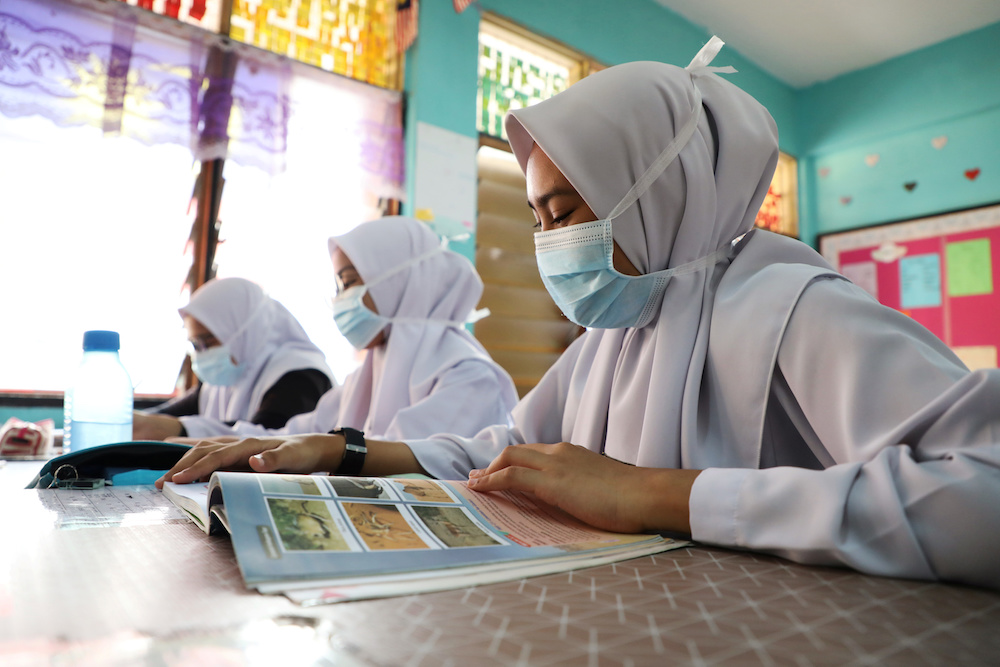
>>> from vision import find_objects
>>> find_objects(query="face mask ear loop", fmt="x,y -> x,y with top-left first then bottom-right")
440,233 -> 471,249
606,35 -> 738,224
343,246 -> 473,330
215,295 -> 270,361
605,94 -> 702,223
362,246 -> 444,292
466,308 -> 490,324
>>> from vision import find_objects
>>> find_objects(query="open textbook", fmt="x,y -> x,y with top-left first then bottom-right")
162,472 -> 688,605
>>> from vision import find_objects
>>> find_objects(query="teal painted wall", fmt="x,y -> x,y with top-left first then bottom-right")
402,4 -> 999,253
0,407 -> 62,428
401,0 -> 800,202
798,22 -> 1000,247
404,0 -> 797,143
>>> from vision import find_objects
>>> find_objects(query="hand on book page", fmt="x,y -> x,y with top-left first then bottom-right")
156,434 -> 342,489
468,442 -> 700,535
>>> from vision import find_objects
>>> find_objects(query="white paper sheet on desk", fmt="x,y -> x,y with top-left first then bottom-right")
35,485 -> 192,529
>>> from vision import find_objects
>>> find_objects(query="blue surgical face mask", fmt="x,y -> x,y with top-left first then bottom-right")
191,344 -> 246,386
333,285 -> 391,349
332,245 -> 452,350
535,219 -> 664,329
533,44 -> 745,330
535,219 -> 738,329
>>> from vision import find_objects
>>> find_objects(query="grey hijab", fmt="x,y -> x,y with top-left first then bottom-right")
505,38 -> 839,468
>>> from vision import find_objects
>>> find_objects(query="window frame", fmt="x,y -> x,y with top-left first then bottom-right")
0,0 -> 404,404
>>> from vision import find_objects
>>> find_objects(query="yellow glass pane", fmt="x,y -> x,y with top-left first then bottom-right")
229,0 -> 399,89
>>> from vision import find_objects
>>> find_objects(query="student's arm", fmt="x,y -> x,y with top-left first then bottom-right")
146,385 -> 201,417
248,369 -> 333,429
408,336 -> 589,480
133,411 -> 186,440
155,432 -> 427,489
134,386 -> 200,439
377,360 -> 512,441
690,278 -> 1000,589
471,279 -> 1000,590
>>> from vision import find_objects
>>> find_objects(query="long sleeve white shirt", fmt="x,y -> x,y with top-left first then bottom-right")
410,278 -> 1000,589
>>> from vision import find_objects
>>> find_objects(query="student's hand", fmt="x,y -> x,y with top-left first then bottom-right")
466,442 -> 700,535
132,412 -> 184,440
155,434 -> 344,489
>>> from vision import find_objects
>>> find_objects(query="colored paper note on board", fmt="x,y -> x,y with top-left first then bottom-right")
840,261 -> 879,300
952,345 -> 998,371
945,239 -> 993,297
899,254 -> 942,309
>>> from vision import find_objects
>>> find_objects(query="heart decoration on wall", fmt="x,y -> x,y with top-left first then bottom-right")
865,154 -> 880,167
965,168 -> 981,181
904,182 -> 917,192
819,167 -> 831,178
932,136 -> 948,149
840,196 -> 852,205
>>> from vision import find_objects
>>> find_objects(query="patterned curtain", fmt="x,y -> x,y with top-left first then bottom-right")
0,0 -> 403,195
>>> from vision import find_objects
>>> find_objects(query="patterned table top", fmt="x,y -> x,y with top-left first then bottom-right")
333,545 -> 1000,666
3,483 -> 999,666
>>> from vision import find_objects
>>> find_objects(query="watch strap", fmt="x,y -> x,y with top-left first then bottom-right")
330,427 -> 367,476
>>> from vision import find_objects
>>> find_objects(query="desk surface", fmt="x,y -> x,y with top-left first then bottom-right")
2,462 -> 999,666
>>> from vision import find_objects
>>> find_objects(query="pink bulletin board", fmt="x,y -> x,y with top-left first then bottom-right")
819,203 -> 1000,371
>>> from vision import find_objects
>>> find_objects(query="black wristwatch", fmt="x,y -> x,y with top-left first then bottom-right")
329,427 -> 367,476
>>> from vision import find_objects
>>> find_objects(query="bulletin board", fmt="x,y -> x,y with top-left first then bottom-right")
818,202 -> 1000,370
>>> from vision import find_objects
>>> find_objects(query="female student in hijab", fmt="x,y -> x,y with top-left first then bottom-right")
157,39 -> 1000,590
163,215 -> 518,443
133,277 -> 334,439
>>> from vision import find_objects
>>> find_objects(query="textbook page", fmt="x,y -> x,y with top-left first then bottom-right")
162,481 -> 211,531
207,473 -> 678,596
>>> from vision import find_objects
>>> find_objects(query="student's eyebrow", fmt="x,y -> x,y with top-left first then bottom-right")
527,187 -> 578,211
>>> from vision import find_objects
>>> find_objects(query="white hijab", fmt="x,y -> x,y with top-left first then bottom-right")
180,277 -> 334,423
327,216 -> 518,437
505,39 -> 838,468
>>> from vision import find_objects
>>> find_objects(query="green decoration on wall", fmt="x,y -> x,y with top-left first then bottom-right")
946,238 -> 993,297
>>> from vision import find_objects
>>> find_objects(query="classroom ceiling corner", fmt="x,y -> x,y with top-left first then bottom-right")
653,0 -> 1000,88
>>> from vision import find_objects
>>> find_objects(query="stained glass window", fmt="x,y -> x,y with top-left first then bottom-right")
477,21 -> 579,140
755,152 -> 799,238
115,0 -> 224,31
229,0 -> 399,89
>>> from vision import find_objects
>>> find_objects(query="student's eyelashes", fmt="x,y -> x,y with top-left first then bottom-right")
531,212 -> 572,231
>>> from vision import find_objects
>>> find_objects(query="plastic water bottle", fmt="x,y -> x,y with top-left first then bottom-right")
63,330 -> 134,453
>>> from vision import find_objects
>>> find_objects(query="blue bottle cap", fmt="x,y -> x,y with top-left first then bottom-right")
82,330 -> 121,352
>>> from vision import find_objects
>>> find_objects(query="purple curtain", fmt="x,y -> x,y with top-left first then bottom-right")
0,0 -> 404,194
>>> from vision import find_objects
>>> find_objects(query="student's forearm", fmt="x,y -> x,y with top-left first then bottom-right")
302,434 -> 429,477
632,467 -> 700,535
160,433 -> 430,487
357,438 -> 429,477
